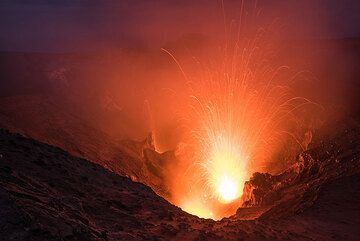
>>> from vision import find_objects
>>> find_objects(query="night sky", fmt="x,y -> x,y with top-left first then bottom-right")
0,0 -> 359,52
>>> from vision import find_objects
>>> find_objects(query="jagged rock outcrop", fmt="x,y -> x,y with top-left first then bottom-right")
238,122 -> 360,221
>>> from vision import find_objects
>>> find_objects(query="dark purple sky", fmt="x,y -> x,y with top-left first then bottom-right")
0,0 -> 359,52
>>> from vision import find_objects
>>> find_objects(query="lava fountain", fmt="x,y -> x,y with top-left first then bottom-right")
167,25 -> 312,219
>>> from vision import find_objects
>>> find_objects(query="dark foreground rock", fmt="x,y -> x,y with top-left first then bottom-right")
0,128 -> 359,240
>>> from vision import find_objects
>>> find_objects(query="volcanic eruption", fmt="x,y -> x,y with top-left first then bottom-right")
160,13 -> 317,219
0,0 -> 359,240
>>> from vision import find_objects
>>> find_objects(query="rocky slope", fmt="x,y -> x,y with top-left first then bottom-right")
0,126 -> 359,240
0,95 -> 171,198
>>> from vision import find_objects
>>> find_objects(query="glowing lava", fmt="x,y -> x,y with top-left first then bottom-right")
165,11 -> 315,219
204,138 -> 247,203
218,175 -> 237,202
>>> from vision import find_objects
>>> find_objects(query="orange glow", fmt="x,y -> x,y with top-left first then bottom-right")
205,136 -> 246,203
218,175 -> 238,202
180,197 -> 214,219
166,24 -> 314,220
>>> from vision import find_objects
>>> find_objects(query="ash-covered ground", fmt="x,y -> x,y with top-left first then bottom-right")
0,119 -> 359,240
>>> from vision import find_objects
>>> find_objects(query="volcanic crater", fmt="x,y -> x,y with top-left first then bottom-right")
0,113 -> 359,240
